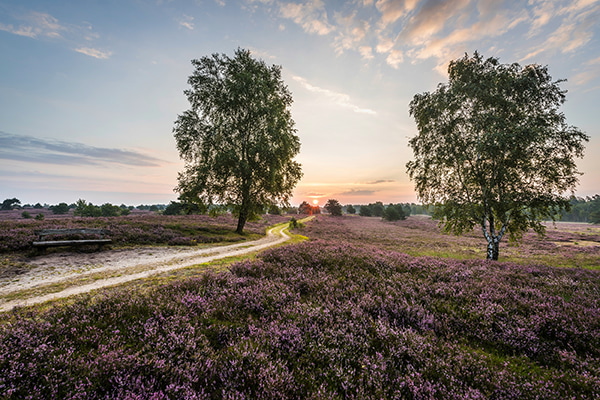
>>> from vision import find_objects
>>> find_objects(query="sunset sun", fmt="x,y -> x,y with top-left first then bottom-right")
312,199 -> 319,205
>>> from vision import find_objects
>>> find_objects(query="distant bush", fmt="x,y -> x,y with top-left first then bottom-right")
21,211 -> 32,219
49,202 -> 70,215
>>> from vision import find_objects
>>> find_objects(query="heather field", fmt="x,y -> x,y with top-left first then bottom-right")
0,213 -> 290,253
0,215 -> 599,399
303,215 -> 600,269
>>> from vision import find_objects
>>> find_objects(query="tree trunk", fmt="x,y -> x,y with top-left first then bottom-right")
236,211 -> 247,234
481,217 -> 506,261
486,237 -> 500,261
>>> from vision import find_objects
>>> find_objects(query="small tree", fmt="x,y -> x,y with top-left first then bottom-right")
1,198 -> 20,210
324,199 -> 342,216
407,52 -> 589,260
383,204 -> 406,221
358,205 -> 372,217
346,204 -> 356,214
173,48 -> 302,234
298,201 -> 312,215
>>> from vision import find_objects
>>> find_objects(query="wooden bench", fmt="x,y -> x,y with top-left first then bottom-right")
32,229 -> 112,252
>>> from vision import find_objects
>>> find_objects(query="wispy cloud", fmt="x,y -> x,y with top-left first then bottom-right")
0,132 -> 165,167
366,179 -> 395,184
74,47 -> 112,59
0,10 -> 110,59
292,75 -> 377,115
178,14 -> 195,30
0,11 -> 65,39
338,188 -> 377,196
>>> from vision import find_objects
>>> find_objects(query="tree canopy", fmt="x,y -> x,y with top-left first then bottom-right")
407,52 -> 589,260
173,48 -> 302,233
324,199 -> 342,216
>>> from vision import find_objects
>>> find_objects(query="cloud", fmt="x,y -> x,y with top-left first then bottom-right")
0,132 -> 165,167
0,11 -> 66,39
375,0 -> 419,28
306,192 -> 327,198
366,179 -> 395,184
338,188 -> 377,196
292,75 -> 377,115
399,0 -> 471,44
178,14 -> 195,30
279,0 -> 333,35
0,10 -> 110,59
332,11 -> 370,55
0,23 -> 37,38
74,47 -> 112,59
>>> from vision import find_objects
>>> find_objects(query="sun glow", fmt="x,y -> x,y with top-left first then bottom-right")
312,199 -> 319,205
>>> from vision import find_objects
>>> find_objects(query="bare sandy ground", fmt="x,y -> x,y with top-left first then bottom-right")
0,223 -> 292,312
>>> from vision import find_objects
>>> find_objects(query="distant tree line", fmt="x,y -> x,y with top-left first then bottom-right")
312,199 -> 431,222
558,195 -> 600,223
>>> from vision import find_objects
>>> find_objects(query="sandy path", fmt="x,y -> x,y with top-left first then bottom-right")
0,222 -> 294,312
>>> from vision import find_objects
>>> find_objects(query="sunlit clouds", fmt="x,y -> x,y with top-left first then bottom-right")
292,75 -> 377,115
263,0 -> 600,76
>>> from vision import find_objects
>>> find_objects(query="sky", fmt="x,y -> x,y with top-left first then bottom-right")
1,0 -> 599,207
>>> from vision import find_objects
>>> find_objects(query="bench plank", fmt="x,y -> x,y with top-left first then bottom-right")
32,239 -> 112,247
32,228 -> 112,252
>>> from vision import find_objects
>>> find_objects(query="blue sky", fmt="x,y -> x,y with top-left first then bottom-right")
1,0 -> 599,206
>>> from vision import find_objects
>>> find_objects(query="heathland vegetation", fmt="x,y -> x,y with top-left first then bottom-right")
0,215 -> 598,398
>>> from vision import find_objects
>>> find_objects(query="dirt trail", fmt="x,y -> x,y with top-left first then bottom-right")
0,222 -> 298,312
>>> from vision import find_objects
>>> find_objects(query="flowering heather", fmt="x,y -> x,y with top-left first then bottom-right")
1,240 -> 599,399
0,214 -> 289,253
303,215 -> 600,268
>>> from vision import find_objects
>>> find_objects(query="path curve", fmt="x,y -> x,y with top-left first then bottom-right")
0,220 -> 304,312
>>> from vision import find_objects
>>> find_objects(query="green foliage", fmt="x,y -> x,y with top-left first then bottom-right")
560,195 -> 600,223
1,198 -> 20,210
407,52 -> 589,260
358,204 -> 372,217
383,203 -> 407,221
345,204 -> 356,214
173,48 -> 302,233
163,200 -> 207,216
21,211 -> 32,219
324,199 -> 342,216
35,213 -> 45,220
267,204 -> 282,215
49,202 -> 70,215
73,199 -> 129,217
289,216 -> 304,229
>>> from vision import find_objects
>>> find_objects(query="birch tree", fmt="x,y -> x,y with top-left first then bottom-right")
174,49 -> 302,233
407,52 -> 588,260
